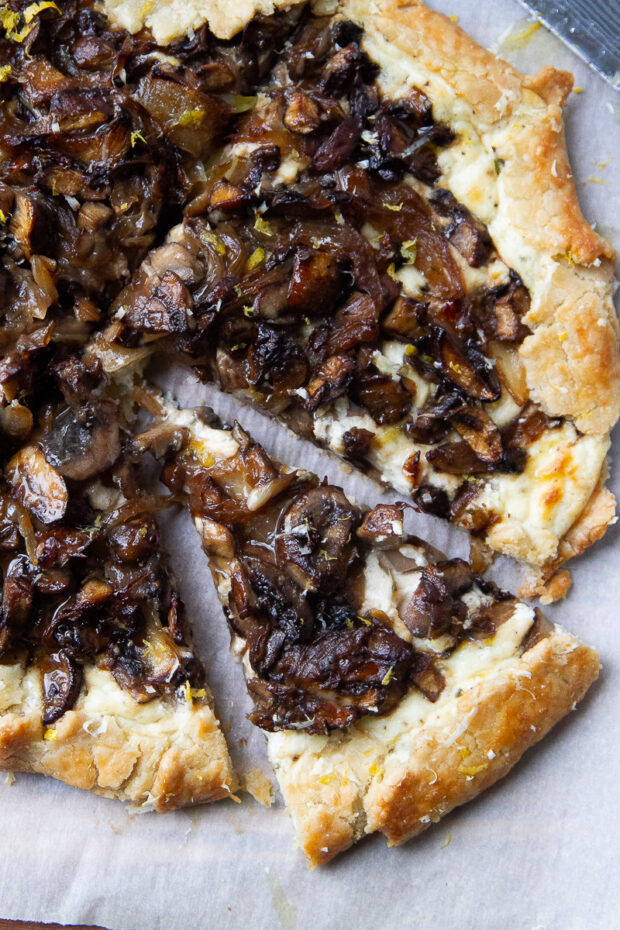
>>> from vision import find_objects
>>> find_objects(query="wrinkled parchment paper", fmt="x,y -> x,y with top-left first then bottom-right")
1,2 -> 619,927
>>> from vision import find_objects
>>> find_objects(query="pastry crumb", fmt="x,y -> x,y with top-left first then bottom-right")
242,767 -> 275,807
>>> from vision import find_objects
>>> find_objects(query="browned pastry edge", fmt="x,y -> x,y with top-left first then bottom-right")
0,663 -> 237,810
273,627 -> 599,867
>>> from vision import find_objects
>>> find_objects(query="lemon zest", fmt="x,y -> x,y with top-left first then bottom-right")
175,107 -> 205,129
0,209 -> 6,223
254,214 -> 273,236
44,728 -> 58,741
246,246 -> 265,270
405,344 -> 417,356
458,762 -> 487,776
23,1 -> 60,23
200,229 -> 226,255
130,130 -> 146,148
0,64 -> 12,81
381,667 -> 394,686
400,239 -> 417,264
384,202 -> 403,212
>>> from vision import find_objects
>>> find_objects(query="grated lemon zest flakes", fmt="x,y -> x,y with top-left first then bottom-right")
176,107 -> 205,129
405,344 -> 417,356
440,832 -> 452,848
182,682 -> 206,704
242,305 -> 254,318
458,762 -> 487,776
458,747 -> 470,759
381,667 -> 394,687
558,331 -> 567,343
319,773 -> 335,786
23,1 -> 60,23
0,64 -> 12,81
10,21 -> 34,41
386,262 -> 399,281
189,440 -> 215,468
201,230 -> 226,255
254,214 -> 273,236
384,202 -> 403,212
5,771 -> 15,786
246,246 -> 265,270
449,14 -> 458,22
335,211 -> 345,226
130,130 -> 146,148
574,87 -> 583,94
0,6 -> 20,33
0,209 -> 6,223
369,762 -> 382,778
44,728 -> 58,741
400,239 -> 417,264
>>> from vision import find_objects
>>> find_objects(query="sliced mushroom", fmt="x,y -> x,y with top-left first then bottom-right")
410,652 -> 445,702
342,426 -> 374,460
450,404 -> 503,464
306,354 -> 355,410
381,296 -> 427,339
284,90 -> 320,134
6,446 -> 68,524
357,504 -> 406,547
108,518 -> 159,563
43,401 -> 121,481
287,248 -> 341,315
41,650 -> 84,726
9,192 -> 56,261
275,487 -> 360,594
0,556 -> 33,649
434,329 -> 501,401
353,369 -> 411,425
312,116 -> 361,171
400,562 -> 468,638
426,440 -> 494,475
124,270 -> 194,334
432,189 -> 493,267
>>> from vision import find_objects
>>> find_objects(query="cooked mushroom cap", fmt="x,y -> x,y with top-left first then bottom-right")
42,401 -> 121,481
275,487 -> 360,593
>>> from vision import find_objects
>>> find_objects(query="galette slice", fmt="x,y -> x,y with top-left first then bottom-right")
0,355 -> 235,810
144,401 -> 599,866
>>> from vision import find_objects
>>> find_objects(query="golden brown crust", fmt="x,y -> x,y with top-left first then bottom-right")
0,663 -> 237,810
520,481 -> 617,603
271,627 -> 599,867
367,632 -> 598,846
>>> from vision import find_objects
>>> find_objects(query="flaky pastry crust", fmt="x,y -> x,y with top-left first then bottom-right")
0,661 -> 237,810
271,627 -> 599,867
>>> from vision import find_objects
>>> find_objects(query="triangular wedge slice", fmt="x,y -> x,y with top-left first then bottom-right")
147,401 -> 598,866
0,356 -> 235,810
104,1 -> 620,601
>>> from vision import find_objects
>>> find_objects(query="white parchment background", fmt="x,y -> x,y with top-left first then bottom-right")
1,2 -> 619,927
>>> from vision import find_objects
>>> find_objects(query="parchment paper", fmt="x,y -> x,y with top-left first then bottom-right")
1,2 -> 619,927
